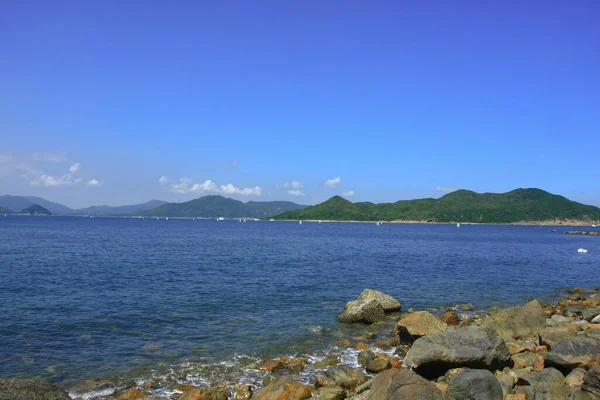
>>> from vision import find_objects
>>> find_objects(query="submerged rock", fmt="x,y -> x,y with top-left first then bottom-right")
403,326 -> 511,378
0,378 -> 70,400
259,357 -> 309,374
484,300 -> 546,339
358,351 -> 376,368
448,369 -> 503,400
251,376 -> 312,400
317,385 -> 346,400
119,389 -> 145,399
178,387 -> 229,400
366,368 -> 451,399
545,337 -> 600,370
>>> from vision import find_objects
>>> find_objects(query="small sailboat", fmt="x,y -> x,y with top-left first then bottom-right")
243,219 -> 246,223
165,217 -> 169,221
239,219 -> 242,222
457,223 -> 460,228
217,217 -> 225,221
578,248 -> 588,253
318,220 -> 322,224
156,217 -> 159,220
299,220 -> 302,225
269,219 -> 274,221
593,223 -> 598,227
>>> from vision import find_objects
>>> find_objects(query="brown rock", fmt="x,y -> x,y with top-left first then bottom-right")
178,388 -> 228,400
355,342 -> 369,351
484,300 -> 546,339
233,383 -> 252,400
505,395 -> 526,400
440,311 -> 459,326
511,352 -> 544,371
250,377 -> 312,400
365,358 -> 391,373
366,368 -> 452,399
119,389 -> 145,399
316,385 -> 345,400
565,368 -> 585,389
338,339 -> 353,348
539,327 -> 577,350
173,384 -> 197,392
315,364 -> 369,391
396,311 -> 447,341
259,357 -> 309,374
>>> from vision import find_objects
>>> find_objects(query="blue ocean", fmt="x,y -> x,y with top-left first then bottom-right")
0,216 -> 598,395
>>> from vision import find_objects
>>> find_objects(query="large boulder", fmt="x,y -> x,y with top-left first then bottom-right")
544,337 -> 600,371
396,311 -> 447,343
315,364 -> 369,392
538,327 -> 577,350
338,299 -> 386,324
357,289 -> 402,312
448,369 -> 503,400
403,326 -> 511,378
366,368 -> 452,399
251,376 -> 312,400
0,379 -> 70,400
516,368 -> 568,399
484,300 -> 546,339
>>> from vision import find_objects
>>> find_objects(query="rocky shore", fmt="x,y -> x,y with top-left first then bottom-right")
3,288 -> 600,399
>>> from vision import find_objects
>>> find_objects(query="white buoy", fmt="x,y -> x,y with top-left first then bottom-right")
578,248 -> 588,253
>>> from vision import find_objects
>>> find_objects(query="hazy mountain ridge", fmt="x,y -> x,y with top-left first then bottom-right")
273,188 -> 600,223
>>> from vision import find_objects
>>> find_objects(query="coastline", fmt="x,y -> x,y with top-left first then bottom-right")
4,286 -> 597,399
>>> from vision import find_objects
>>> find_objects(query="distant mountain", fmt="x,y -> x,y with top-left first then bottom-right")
0,206 -> 13,214
21,204 -> 51,215
0,195 -> 72,214
273,188 -> 600,224
73,200 -> 168,215
145,195 -> 307,218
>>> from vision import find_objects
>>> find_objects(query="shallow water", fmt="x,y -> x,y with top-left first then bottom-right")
0,216 -> 598,391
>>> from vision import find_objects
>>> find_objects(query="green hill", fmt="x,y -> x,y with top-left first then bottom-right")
21,204 -> 51,215
145,195 -> 307,218
273,189 -> 600,223
0,207 -> 13,214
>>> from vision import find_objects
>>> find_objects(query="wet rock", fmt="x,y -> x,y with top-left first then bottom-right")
233,383 -> 252,400
484,300 -> 546,339
517,368 -> 568,399
355,342 -> 369,351
178,387 -> 228,400
441,310 -> 459,326
565,368 -> 586,389
448,369 -> 503,400
262,374 -> 278,387
403,326 -> 511,378
357,351 -> 376,368
545,337 -> 600,371
365,359 -> 391,374
396,311 -> 447,344
313,358 -> 341,369
539,327 -> 577,350
119,389 -> 145,399
315,364 -> 369,392
317,385 -> 345,400
583,365 -> 600,397
338,299 -> 386,324
251,376 -> 312,400
259,357 -> 309,374
366,368 -> 451,399
0,378 -> 71,400
356,289 -> 402,313
511,351 -> 544,371
457,303 -> 474,312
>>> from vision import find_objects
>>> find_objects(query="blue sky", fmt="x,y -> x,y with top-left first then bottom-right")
1,1 -> 599,208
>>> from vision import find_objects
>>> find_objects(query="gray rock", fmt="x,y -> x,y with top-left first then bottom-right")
495,373 -> 515,398
546,314 -> 573,327
0,379 -> 70,400
358,351 -> 376,368
517,368 -> 568,399
583,365 -> 600,397
355,377 -> 375,394
403,326 -> 511,378
484,300 -> 546,339
357,289 -> 402,313
592,314 -> 600,324
365,359 -> 391,374
545,337 -> 600,370
448,369 -> 503,400
366,368 -> 451,399
539,327 -> 577,350
317,385 -> 346,400
315,364 -> 369,391
338,299 -> 386,324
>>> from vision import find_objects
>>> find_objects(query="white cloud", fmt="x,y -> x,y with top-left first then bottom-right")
436,186 -> 458,193
159,176 -> 169,184
342,190 -> 355,197
170,178 -> 218,194
288,190 -> 305,196
283,181 -> 303,189
32,152 -> 67,163
220,183 -> 262,196
69,162 -> 80,174
324,176 -> 341,188
38,174 -> 75,187
87,179 -> 104,187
